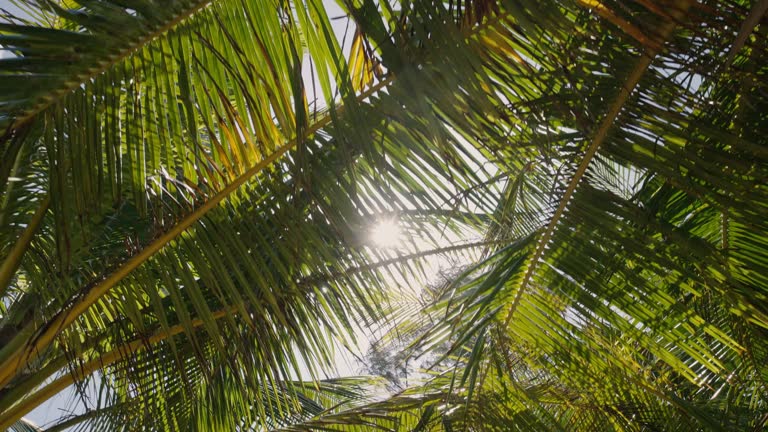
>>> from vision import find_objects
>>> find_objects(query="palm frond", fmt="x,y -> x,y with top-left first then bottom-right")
0,0 -> 767,430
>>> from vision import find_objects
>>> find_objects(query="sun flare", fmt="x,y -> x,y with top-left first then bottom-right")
370,219 -> 402,249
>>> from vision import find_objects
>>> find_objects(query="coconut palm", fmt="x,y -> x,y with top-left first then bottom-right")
0,0 -> 766,430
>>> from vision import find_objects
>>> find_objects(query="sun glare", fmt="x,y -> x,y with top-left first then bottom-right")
370,219 -> 402,249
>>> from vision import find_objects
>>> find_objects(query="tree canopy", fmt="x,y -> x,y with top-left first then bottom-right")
0,0 -> 766,430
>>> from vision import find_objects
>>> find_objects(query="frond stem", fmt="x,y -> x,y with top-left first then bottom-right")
0,77 -> 393,392
3,0 -> 214,135
500,0 -> 693,329
0,196 -> 49,297
0,306 -> 237,430
0,238 -> 495,426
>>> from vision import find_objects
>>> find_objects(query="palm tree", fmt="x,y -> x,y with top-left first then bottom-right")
0,0 -> 766,429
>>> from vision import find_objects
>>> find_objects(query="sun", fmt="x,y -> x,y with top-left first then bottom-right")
370,219 -> 402,249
